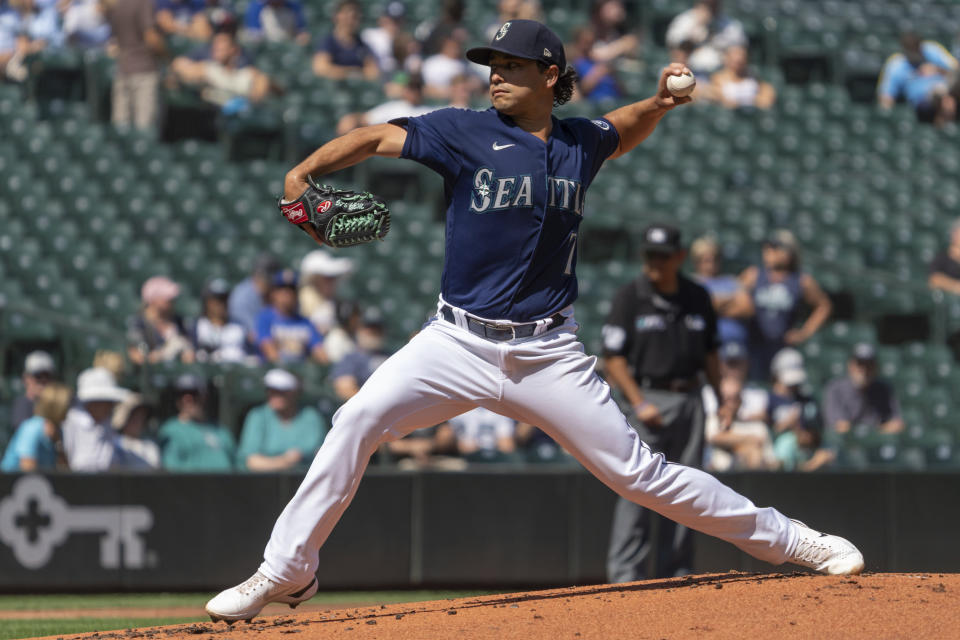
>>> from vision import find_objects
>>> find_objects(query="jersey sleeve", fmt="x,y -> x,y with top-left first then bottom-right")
602,285 -> 633,358
389,108 -> 464,182
877,55 -> 906,100
569,117 -> 621,183
255,309 -> 273,345
922,40 -> 958,70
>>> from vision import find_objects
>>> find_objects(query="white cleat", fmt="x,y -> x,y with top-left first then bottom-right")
205,571 -> 318,623
787,519 -> 865,576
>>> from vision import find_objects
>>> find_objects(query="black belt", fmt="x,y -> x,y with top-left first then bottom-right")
638,376 -> 700,393
439,304 -> 566,342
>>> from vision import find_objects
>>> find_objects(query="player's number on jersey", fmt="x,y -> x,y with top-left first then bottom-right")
564,232 -> 578,276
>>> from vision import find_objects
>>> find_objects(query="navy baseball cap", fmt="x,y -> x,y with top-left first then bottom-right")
852,342 -> 876,362
466,20 -> 566,71
272,268 -> 299,289
720,342 -> 748,363
174,373 -> 205,393
203,277 -> 231,298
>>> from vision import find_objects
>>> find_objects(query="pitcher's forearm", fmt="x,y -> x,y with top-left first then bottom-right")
285,124 -> 405,194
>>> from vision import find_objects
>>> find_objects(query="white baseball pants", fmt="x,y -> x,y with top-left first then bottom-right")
260,313 -> 798,585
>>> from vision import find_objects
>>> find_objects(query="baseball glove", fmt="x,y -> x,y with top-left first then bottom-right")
278,178 -> 391,248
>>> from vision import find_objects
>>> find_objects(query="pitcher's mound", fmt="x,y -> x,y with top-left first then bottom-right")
61,572 -> 960,639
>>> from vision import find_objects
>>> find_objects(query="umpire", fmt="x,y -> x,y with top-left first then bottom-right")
603,223 -> 726,582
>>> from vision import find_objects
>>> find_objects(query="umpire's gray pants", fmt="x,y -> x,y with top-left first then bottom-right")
607,388 -> 705,583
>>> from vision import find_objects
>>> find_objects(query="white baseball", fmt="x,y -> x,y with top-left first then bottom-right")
666,72 -> 696,97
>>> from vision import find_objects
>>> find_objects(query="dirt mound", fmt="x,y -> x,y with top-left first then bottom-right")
45,572 -> 959,640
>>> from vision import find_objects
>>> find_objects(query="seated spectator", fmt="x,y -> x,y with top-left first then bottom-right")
690,235 -> 752,349
767,349 -> 834,472
740,230 -> 832,381
188,277 -> 248,363
420,32 -> 477,100
324,301 -> 361,363
112,392 -> 161,469
878,32 -> 958,126
716,342 -> 770,414
336,73 -> 436,135
237,369 -> 327,472
929,218 -> 960,295
298,249 -> 353,337
665,0 -> 746,75
1,382 -> 71,472
0,0 -> 64,82
705,45 -> 775,110
438,407 -> 517,462
312,0 -> 378,81
229,253 -> 280,346
104,0 -> 165,132
824,343 -> 904,437
158,374 -> 237,471
361,0 -> 411,76
702,375 -> 775,471
242,0 -> 308,45
570,25 -> 622,102
10,350 -> 57,429
127,275 -> 194,365
331,308 -> 390,401
155,0 -> 211,40
62,0 -> 111,49
589,0 -> 639,63
415,0 -> 467,58
515,422 -> 566,462
257,268 -> 327,364
61,367 -> 132,471
169,27 -> 271,111
383,425 -> 454,469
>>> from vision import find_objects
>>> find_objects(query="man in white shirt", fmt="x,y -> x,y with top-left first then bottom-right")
421,33 -> 480,100
61,368 -> 132,471
336,73 -> 436,134
665,0 -> 746,74
360,0 -> 407,75
443,407 -> 517,462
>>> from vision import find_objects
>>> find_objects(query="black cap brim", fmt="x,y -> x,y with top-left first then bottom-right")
642,244 -> 679,254
466,45 -> 542,66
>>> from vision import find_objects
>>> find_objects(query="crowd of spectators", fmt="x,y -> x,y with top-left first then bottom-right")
686,229 -> 903,474
0,0 -> 794,139
1,243 -> 566,473
1,1 -> 954,478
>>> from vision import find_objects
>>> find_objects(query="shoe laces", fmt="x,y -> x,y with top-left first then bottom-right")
236,572 -> 273,596
793,535 -> 835,567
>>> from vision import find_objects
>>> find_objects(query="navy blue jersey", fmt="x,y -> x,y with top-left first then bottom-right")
391,107 -> 620,322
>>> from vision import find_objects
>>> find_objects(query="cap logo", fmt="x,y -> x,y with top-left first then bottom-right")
649,228 -> 667,243
495,22 -> 510,40
543,48 -> 552,57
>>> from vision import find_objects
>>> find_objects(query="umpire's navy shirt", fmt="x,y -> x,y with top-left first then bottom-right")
391,107 -> 620,322
602,274 -> 719,381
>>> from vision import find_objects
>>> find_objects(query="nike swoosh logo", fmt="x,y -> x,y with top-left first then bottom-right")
492,142 -> 515,151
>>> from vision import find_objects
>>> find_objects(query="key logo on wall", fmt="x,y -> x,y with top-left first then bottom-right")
0,475 -> 154,569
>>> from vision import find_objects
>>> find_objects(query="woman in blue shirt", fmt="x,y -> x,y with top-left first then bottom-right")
1,383 -> 72,472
